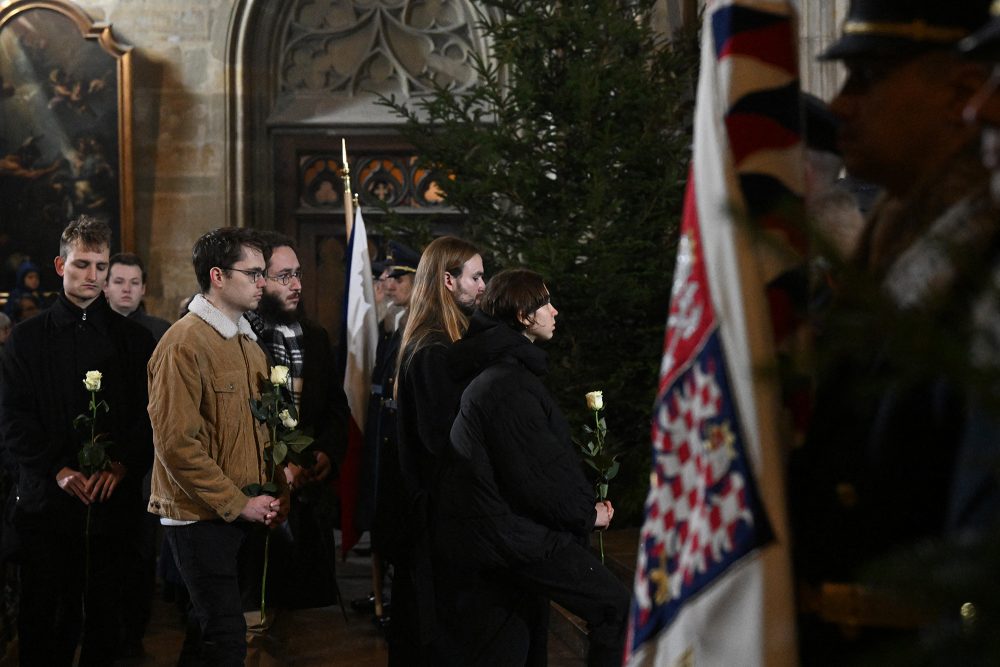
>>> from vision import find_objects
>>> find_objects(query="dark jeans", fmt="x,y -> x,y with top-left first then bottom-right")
18,527 -> 126,667
512,541 -> 630,667
165,521 -> 251,667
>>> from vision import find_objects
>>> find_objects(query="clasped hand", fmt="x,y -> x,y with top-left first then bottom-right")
594,500 -> 615,530
283,451 -> 332,492
56,461 -> 127,505
240,494 -> 289,527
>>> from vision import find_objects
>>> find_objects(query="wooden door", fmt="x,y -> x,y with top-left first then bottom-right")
271,131 -> 463,346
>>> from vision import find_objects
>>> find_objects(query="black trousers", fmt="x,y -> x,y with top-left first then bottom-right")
120,485 -> 157,647
18,526 -> 126,667
165,521 -> 251,667
512,541 -> 630,667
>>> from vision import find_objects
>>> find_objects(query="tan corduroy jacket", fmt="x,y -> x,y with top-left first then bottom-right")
147,295 -> 282,522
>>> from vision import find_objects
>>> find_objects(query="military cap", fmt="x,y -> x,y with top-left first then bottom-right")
960,1 -> 1000,59
820,0 -> 993,61
385,241 -> 419,278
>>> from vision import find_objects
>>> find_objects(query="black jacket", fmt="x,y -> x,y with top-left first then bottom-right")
298,317 -> 348,465
438,311 -> 596,569
357,324 -> 402,537
250,315 -> 348,465
0,293 -> 155,534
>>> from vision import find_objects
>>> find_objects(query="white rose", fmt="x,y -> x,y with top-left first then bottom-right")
585,390 -> 604,411
83,370 -> 103,392
279,409 -> 298,430
270,365 -> 290,387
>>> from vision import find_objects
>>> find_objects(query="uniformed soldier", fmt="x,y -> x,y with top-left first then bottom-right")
789,1 -> 995,662
354,240 -> 419,627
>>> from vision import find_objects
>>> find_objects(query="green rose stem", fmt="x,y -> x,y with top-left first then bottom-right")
84,389 -> 98,595
593,408 -> 606,564
259,391 -> 281,627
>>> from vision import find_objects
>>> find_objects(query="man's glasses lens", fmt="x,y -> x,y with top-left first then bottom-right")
224,267 -> 264,281
269,271 -> 303,285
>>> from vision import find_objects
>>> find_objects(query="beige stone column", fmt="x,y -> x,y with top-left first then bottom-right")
655,0 -> 848,102
799,0 -> 849,100
75,0 -> 239,320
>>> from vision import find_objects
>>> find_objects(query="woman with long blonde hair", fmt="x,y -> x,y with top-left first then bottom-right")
386,235 -> 485,664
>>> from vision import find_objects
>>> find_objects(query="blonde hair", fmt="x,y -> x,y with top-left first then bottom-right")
397,236 -> 481,374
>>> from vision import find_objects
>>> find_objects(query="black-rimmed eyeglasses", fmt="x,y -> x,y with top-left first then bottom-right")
222,267 -> 265,282
267,271 -> 303,286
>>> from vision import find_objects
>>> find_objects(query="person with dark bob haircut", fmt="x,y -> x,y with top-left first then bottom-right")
435,268 -> 629,666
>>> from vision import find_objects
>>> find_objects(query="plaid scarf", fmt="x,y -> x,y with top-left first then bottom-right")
247,312 -> 305,407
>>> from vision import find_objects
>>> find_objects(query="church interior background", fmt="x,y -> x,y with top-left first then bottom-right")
0,0 -> 848,339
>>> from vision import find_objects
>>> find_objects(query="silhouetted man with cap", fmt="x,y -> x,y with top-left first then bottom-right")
354,240 -> 419,627
789,0 -> 996,662
944,3 -> 1000,540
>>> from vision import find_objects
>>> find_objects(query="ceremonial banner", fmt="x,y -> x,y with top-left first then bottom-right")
340,206 -> 378,556
626,1 -> 805,664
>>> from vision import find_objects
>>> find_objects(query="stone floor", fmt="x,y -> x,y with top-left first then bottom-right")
0,529 -> 642,666
135,539 -> 582,666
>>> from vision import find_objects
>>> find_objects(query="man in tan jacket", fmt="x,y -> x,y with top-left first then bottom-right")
147,227 -> 288,666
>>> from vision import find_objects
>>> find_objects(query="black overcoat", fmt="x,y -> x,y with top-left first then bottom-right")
0,293 -> 155,535
439,311 -> 596,569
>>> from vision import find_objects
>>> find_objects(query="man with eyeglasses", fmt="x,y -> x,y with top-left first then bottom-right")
789,0 -> 995,661
242,231 -> 346,615
147,227 -> 288,666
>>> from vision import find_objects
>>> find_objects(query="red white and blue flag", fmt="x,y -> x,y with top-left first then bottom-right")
626,1 -> 806,665
341,206 -> 379,556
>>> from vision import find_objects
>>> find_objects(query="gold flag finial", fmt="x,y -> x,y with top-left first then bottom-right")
342,139 -> 354,239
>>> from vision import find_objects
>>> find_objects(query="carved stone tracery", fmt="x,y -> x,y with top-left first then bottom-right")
279,0 -> 485,98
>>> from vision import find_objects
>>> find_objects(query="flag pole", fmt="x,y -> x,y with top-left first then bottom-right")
342,138 -> 354,239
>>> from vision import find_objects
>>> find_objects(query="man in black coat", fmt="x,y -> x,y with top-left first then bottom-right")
246,231 -> 348,611
0,215 -> 156,666
103,251 -> 172,657
105,252 -> 172,341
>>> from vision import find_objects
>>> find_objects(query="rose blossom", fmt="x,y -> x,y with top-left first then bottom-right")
279,409 -> 298,430
585,390 -> 604,411
270,365 -> 290,387
83,370 -> 103,392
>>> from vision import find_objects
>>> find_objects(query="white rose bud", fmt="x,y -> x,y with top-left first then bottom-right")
83,370 -> 103,392
270,365 -> 290,387
585,390 -> 604,411
279,409 -> 298,430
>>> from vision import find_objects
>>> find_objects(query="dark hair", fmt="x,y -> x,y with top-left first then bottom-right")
256,230 -> 296,268
191,227 -> 265,292
109,252 -> 147,283
480,268 -> 550,332
60,215 -> 112,259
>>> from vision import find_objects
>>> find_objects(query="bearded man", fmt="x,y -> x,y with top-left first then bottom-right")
245,231 -> 347,611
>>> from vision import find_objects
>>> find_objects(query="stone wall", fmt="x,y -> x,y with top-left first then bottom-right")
76,0 -> 235,320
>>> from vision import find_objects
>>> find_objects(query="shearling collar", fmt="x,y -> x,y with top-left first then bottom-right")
188,294 -> 257,341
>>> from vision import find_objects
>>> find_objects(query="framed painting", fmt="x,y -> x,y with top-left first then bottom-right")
0,0 -> 132,296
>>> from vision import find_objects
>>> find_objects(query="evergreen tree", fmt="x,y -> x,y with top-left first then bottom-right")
380,0 -> 699,520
